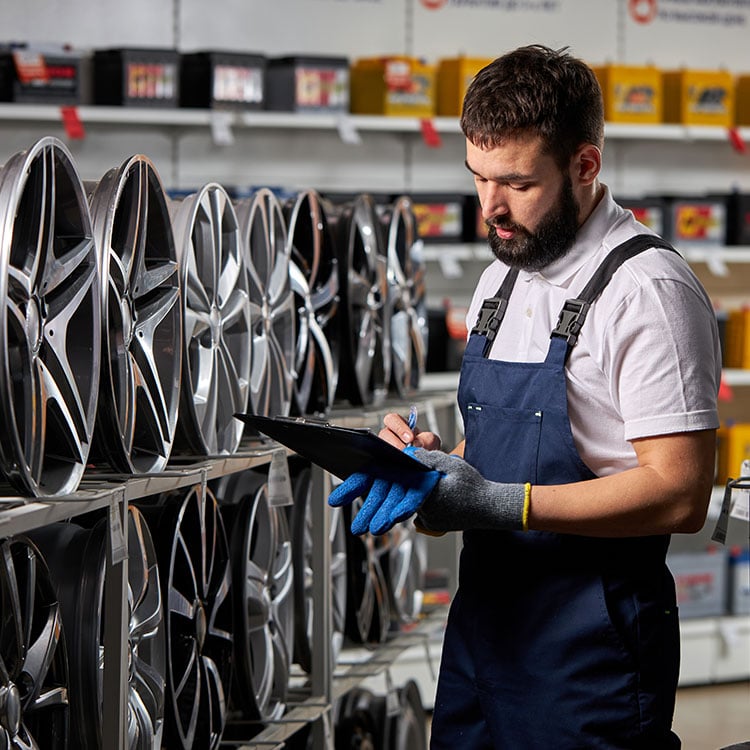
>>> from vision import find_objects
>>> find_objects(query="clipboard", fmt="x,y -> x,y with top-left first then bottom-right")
235,413 -> 429,482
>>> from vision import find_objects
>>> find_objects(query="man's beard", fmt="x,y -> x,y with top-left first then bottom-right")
486,176 -> 580,272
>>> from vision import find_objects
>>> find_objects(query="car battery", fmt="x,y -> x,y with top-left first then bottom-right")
350,56 -> 436,117
0,45 -> 82,104
667,549 -> 728,619
716,420 -> 750,482
725,192 -> 750,246
264,56 -> 349,112
667,196 -> 727,245
93,48 -> 180,107
729,547 -> 750,615
408,193 -> 474,243
593,64 -> 662,124
662,68 -> 734,127
436,56 -> 492,116
180,51 -> 265,110
618,197 -> 670,237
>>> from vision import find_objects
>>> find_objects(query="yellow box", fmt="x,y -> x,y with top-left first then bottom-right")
593,64 -> 662,124
736,74 -> 750,126
350,56 -> 436,117
436,56 -> 493,116
662,69 -> 734,127
717,422 -> 750,484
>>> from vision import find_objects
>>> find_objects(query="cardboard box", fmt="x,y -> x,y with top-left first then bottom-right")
668,549 -> 728,619
436,56 -> 492,117
593,64 -> 662,124
265,56 -> 349,113
350,56 -> 435,117
663,69 -> 734,127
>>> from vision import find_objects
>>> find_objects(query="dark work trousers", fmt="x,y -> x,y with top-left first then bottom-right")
430,304 -> 682,749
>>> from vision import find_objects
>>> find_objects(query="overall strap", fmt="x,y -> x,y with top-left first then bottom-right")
470,267 -> 520,357
550,234 -> 676,357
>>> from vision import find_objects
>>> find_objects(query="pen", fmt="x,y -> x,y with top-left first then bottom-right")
407,404 -> 418,445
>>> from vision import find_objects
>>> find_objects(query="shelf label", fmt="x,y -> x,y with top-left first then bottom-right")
210,111 -> 235,146
268,449 -> 293,506
420,118 -> 442,148
728,127 -> 747,154
336,114 -> 361,144
60,105 -> 85,140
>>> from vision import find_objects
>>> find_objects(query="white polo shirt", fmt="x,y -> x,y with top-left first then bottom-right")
465,185 -> 722,477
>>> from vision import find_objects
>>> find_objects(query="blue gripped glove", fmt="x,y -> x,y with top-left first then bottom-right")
327,446 -> 443,536
409,448 -> 529,533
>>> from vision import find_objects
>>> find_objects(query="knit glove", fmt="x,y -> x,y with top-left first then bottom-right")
409,448 -> 529,533
327,446 -> 443,535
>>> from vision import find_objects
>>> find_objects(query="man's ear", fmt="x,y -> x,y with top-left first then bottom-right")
571,143 -> 602,186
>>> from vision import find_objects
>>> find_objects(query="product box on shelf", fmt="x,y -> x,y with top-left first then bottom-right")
180,51 -> 266,110
716,420 -> 750,483
264,56 -> 349,112
728,547 -> 750,615
618,197 -> 670,237
667,196 -> 727,245
735,74 -> 750,126
436,56 -> 492,116
725,192 -> 750,246
350,56 -> 436,117
668,548 -> 729,619
93,48 -> 180,107
593,64 -> 662,124
408,193 -> 475,243
0,44 -> 82,104
662,68 -> 734,127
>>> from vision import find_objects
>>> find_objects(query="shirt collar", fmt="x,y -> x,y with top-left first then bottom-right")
519,185 -> 618,289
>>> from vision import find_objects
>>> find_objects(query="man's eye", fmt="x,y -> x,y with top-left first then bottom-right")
510,183 -> 531,191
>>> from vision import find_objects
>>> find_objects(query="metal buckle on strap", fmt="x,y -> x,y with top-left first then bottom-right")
471,297 -> 507,342
551,298 -> 590,346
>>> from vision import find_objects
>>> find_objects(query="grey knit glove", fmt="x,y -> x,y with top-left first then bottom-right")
410,448 -> 528,533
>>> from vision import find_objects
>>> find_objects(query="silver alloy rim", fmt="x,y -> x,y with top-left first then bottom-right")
88,155 -> 182,473
216,469 -> 294,722
381,196 -> 426,398
154,484 -> 233,750
0,537 -> 69,748
0,136 -> 101,496
170,184 -> 251,455
235,188 -> 295,419
331,195 -> 390,407
284,190 -> 339,417
385,521 -> 426,626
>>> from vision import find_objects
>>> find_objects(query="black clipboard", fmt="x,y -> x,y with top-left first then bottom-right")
236,413 -> 429,482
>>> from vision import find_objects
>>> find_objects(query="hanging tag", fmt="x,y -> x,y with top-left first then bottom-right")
336,114 -> 362,145
711,482 -> 733,545
210,111 -> 234,146
108,491 -> 128,565
420,118 -> 442,148
268,449 -> 293,506
60,106 -> 85,140
728,127 -> 747,154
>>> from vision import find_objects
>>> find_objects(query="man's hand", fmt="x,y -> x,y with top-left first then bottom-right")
378,412 -> 442,451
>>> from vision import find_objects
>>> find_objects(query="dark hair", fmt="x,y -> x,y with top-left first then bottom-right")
460,45 -> 604,169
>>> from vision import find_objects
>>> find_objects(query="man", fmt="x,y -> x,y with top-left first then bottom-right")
329,45 -> 721,748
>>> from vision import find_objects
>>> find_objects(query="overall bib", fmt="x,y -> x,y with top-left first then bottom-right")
430,237 -> 681,749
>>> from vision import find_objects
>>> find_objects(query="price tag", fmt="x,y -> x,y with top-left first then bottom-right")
420,118 -> 442,148
60,106 -> 85,140
268,449 -> 293,506
210,111 -> 235,146
336,114 -> 362,145
108,492 -> 128,565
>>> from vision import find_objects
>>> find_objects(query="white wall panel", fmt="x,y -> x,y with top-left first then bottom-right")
410,0 -> 618,64
178,0 -> 408,57
0,0 -> 175,49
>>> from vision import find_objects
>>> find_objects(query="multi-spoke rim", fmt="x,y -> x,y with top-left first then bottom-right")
28,506 -> 167,750
342,500 -> 390,645
284,190 -> 339,417
88,155 -> 182,473
235,188 -> 296,419
383,522 -> 426,626
389,680 -> 428,750
0,536 -> 69,748
216,468 -> 294,722
147,485 -> 233,750
170,183 -> 250,456
381,196 -> 426,398
290,460 -> 346,674
0,136 -> 101,496
330,195 -> 390,407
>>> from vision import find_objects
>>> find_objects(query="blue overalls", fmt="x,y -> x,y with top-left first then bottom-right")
431,236 -> 682,749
